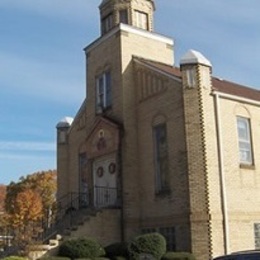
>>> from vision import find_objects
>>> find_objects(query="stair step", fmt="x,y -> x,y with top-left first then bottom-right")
49,239 -> 59,247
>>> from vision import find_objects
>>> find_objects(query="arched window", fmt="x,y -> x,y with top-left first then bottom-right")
153,120 -> 169,194
237,116 -> 253,165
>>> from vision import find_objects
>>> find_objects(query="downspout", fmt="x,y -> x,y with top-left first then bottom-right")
214,92 -> 230,254
118,128 -> 125,242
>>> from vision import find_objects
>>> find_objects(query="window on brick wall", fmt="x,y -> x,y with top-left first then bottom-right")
254,223 -> 260,249
119,9 -> 128,24
102,13 -> 113,34
153,123 -> 170,194
96,71 -> 112,113
237,116 -> 253,165
186,68 -> 196,88
142,227 -> 176,251
135,10 -> 148,30
79,153 -> 88,207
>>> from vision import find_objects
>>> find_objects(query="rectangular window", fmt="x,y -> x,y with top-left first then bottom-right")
254,223 -> 260,249
159,227 -> 176,251
186,68 -> 196,88
154,124 -> 169,193
119,9 -> 128,24
96,71 -> 112,112
79,153 -> 88,207
102,13 -> 113,34
135,10 -> 148,30
237,117 -> 253,165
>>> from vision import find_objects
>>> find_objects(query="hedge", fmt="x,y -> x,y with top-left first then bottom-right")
128,233 -> 166,260
105,242 -> 129,259
40,257 -> 71,260
161,252 -> 196,260
58,237 -> 105,259
2,257 -> 27,260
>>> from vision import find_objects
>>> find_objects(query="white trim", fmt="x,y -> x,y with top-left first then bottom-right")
119,23 -> 173,45
134,58 -> 181,82
213,91 -> 260,106
85,23 -> 173,54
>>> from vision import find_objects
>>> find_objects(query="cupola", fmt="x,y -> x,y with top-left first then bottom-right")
56,117 -> 74,144
99,0 -> 155,35
180,49 -> 212,90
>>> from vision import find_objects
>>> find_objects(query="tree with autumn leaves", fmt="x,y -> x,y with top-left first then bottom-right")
0,185 -> 7,244
0,185 -> 6,213
4,170 -> 57,253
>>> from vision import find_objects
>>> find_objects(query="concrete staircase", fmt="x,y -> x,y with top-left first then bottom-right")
28,207 -> 121,260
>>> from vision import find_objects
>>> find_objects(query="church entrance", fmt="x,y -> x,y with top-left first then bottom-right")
93,155 -> 118,208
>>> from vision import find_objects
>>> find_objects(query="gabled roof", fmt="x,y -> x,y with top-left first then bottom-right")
212,78 -> 260,102
135,57 -> 260,102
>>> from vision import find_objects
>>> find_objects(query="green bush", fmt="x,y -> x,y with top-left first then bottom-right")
40,257 -> 71,260
94,257 -> 110,260
161,252 -> 196,260
2,257 -> 27,260
128,233 -> 166,260
105,242 -> 129,259
58,237 -> 105,259
74,258 -> 92,260
111,257 -> 127,260
75,258 -> 110,260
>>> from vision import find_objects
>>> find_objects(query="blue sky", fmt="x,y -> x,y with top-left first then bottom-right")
0,0 -> 259,185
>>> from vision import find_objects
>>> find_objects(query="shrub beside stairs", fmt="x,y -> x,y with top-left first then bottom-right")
28,207 -> 121,260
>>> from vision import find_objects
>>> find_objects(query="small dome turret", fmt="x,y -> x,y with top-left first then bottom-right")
56,117 -> 74,144
180,49 -> 212,67
56,117 -> 74,129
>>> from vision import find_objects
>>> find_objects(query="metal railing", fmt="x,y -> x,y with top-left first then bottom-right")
39,186 -> 121,242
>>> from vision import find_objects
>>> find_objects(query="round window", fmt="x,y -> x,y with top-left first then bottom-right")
108,162 -> 116,174
97,166 -> 104,177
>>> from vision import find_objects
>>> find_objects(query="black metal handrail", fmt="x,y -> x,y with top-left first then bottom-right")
39,186 -> 121,242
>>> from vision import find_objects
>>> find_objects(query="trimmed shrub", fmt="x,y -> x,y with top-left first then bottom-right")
94,257 -> 110,260
161,252 -> 196,260
74,259 -> 92,260
105,242 -> 129,259
75,258 -> 110,260
128,233 -> 166,260
2,257 -> 27,260
40,257 -> 71,260
58,237 -> 105,259
111,257 -> 127,260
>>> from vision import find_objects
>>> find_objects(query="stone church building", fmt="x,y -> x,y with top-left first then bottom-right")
56,0 -> 260,259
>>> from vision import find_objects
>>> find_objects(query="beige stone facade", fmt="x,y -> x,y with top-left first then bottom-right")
56,1 -> 260,259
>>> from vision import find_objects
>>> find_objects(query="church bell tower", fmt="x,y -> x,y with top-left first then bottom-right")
99,0 -> 155,35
